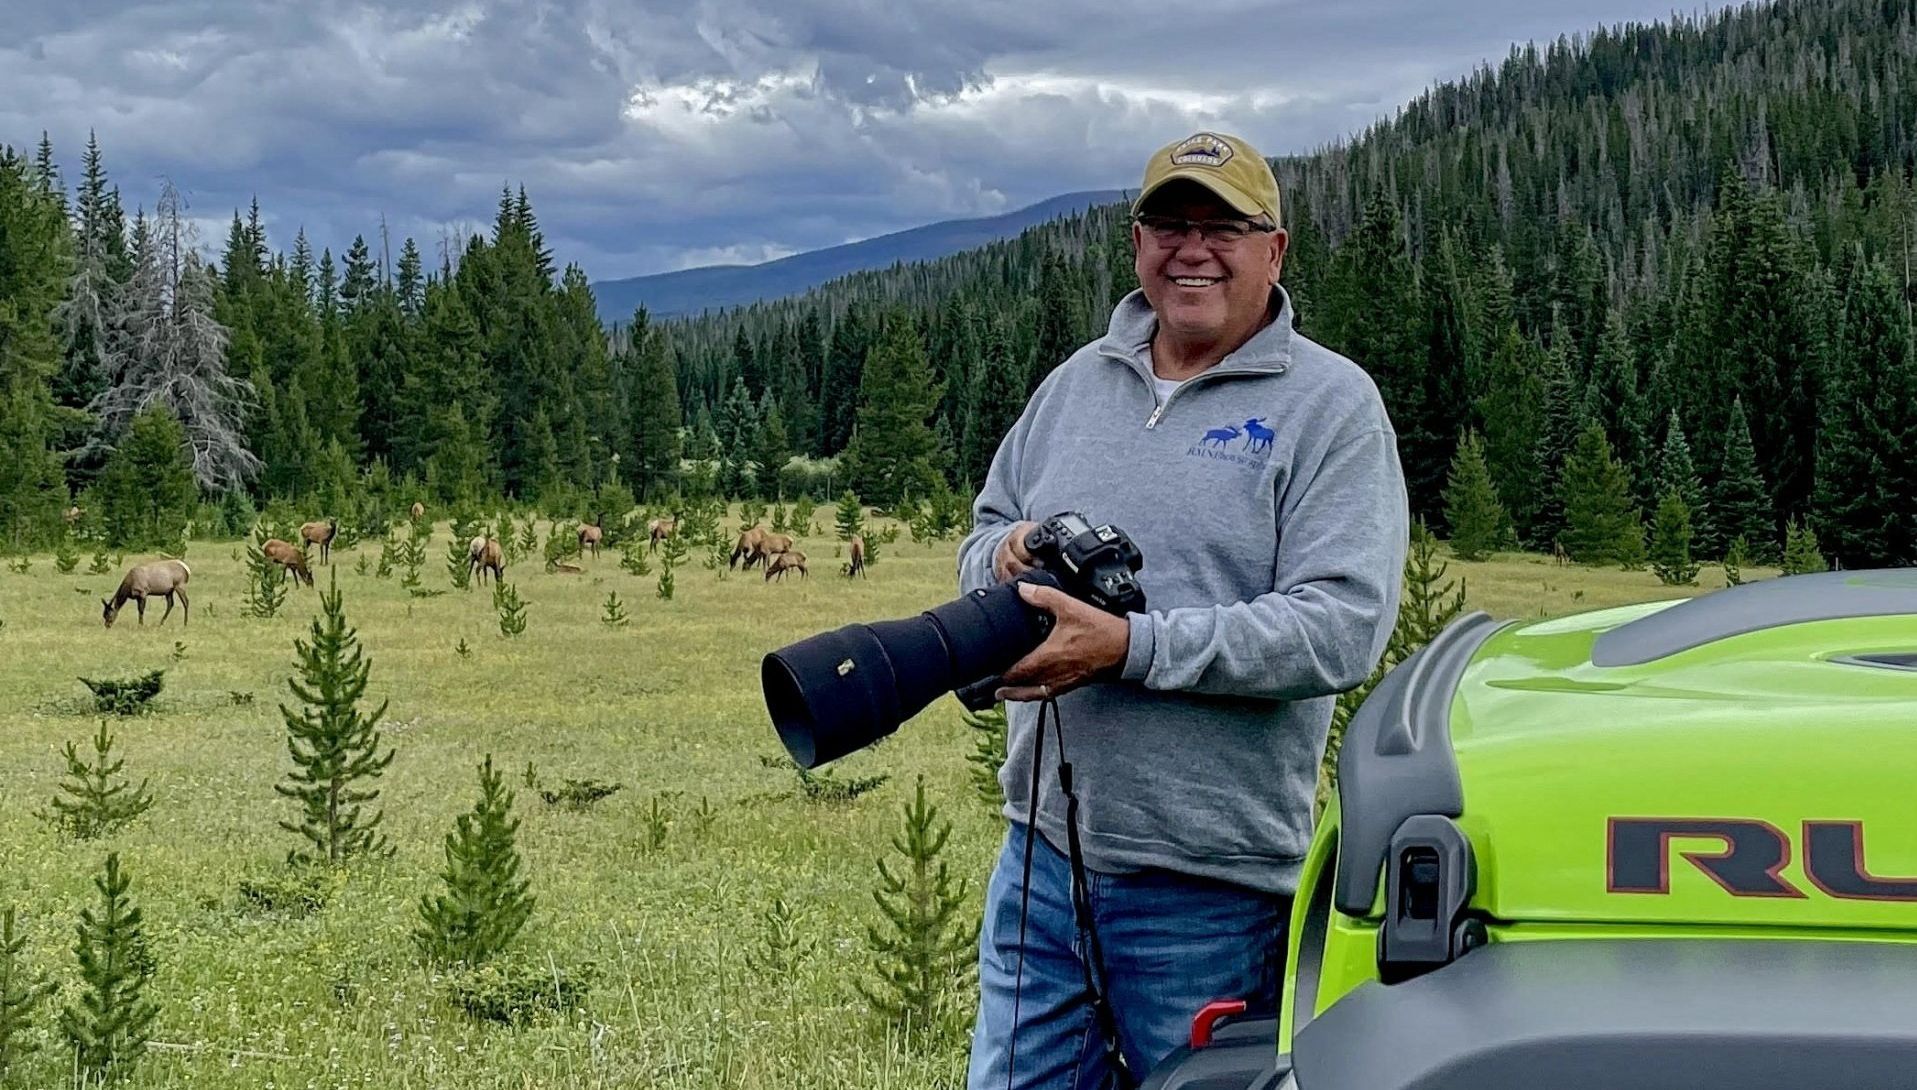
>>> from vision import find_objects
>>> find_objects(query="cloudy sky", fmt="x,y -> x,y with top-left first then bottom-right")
4,0 -> 1724,281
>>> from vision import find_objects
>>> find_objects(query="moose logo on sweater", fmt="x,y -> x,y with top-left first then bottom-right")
1190,417 -> 1274,467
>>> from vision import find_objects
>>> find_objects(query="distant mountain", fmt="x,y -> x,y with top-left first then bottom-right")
591,189 -> 1128,322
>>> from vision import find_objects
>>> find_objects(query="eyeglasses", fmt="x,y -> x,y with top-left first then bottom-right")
1134,214 -> 1276,246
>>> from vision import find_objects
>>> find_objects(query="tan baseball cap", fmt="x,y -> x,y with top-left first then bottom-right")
1132,131 -> 1281,226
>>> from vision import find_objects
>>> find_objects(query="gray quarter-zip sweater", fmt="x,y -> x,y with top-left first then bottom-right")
957,286 -> 1408,895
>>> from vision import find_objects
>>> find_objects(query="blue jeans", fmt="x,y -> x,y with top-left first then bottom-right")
966,821 -> 1290,1090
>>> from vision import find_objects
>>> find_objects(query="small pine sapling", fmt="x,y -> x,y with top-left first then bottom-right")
0,906 -> 54,1081
54,533 -> 79,574
962,704 -> 1008,809
41,722 -> 155,840
243,530 -> 288,618
857,777 -> 975,1043
1782,518 -> 1828,575
415,755 -> 534,967
494,581 -> 528,638
642,795 -> 670,850
745,896 -> 815,979
275,572 -> 396,866
602,592 -> 629,629
1723,534 -> 1750,586
61,854 -> 158,1082
446,536 -> 472,590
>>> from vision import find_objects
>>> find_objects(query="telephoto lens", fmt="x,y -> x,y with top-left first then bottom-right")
760,570 -> 1061,769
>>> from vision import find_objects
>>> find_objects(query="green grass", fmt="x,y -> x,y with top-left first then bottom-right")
0,520 -> 1759,1088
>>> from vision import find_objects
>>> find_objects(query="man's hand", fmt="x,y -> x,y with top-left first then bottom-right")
994,583 -> 1131,703
993,521 -> 1040,582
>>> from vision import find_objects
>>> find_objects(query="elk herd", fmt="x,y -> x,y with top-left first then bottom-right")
93,503 -> 878,630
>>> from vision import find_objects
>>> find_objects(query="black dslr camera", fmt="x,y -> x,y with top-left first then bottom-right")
761,512 -> 1146,768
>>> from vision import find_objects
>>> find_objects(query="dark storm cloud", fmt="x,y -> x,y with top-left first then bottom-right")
2,0 -> 1724,279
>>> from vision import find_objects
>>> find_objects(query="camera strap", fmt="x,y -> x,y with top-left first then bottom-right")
1005,696 -> 1138,1090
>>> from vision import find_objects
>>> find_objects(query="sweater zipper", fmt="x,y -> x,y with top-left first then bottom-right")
1139,362 -> 1286,430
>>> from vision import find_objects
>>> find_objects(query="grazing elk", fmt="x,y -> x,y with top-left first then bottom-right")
577,518 -> 604,559
101,559 -> 191,628
764,549 -> 807,582
300,517 -> 340,565
468,536 -> 505,585
409,501 -> 426,522
729,525 -> 767,570
743,531 -> 794,571
262,539 -> 315,587
844,534 -> 866,578
647,516 -> 677,553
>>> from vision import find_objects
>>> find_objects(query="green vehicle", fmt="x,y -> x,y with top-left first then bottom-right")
1142,570 -> 1917,1090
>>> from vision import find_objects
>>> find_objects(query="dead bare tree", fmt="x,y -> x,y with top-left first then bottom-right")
90,178 -> 259,492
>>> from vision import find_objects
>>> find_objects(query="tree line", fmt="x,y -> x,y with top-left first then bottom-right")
3,0 -> 1915,567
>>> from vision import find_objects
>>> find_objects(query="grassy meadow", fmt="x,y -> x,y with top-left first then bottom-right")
0,513 -> 1766,1089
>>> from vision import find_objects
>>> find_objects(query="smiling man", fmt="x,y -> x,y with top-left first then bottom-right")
958,131 -> 1410,1089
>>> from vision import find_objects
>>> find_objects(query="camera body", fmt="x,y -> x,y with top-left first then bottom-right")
1022,512 -> 1147,616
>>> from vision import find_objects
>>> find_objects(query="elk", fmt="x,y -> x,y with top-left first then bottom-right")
262,539 -> 315,587
765,549 -> 808,582
729,525 -> 767,570
63,505 -> 84,526
468,536 -> 505,585
844,535 -> 866,578
647,516 -> 677,553
101,559 -> 191,628
578,518 -> 604,559
755,532 -> 795,567
300,517 -> 340,565
409,501 -> 425,522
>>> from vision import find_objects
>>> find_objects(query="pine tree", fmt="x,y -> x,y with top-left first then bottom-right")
275,572 -> 396,866
446,535 -> 472,590
61,853 -> 157,1083
1029,250 -> 1084,394
836,491 -> 865,542
1655,412 -> 1715,558
1812,257 -> 1917,569
243,528 -> 290,619
54,530 -> 79,574
0,906 -> 54,1081
96,179 -> 258,491
962,705 -> 1008,809
1781,517 -> 1829,576
94,405 -> 197,550
959,317 -> 1026,490
1586,310 -> 1653,506
1722,534 -> 1751,586
1474,324 -> 1547,539
754,396 -> 791,499
857,776 -> 975,1041
1650,490 -> 1701,586
1528,335 -> 1584,549
415,755 -> 534,967
1560,422 -> 1642,566
0,149 -> 73,549
842,313 -> 942,508
1441,431 -> 1511,561
1715,397 -> 1774,564
601,591 -> 629,629
626,313 -> 682,500
494,581 -> 528,638
41,722 -> 154,840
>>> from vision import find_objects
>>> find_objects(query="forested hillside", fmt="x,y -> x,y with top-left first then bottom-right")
2,0 -> 1913,567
